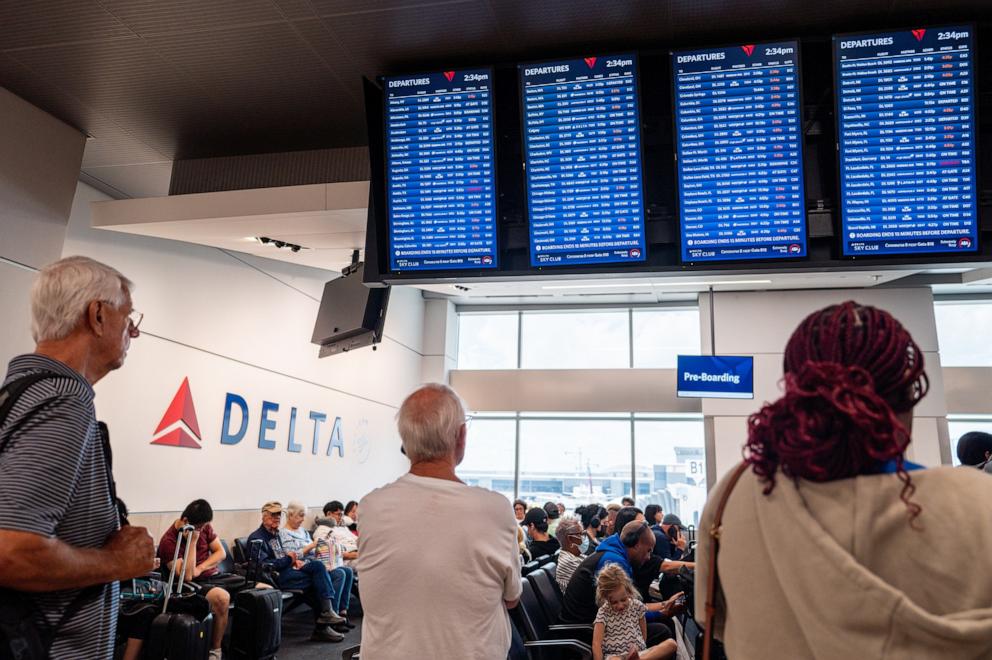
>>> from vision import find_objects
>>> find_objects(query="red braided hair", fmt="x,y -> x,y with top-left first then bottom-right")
744,302 -> 929,522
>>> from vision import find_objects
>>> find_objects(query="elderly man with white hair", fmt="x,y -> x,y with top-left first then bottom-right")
358,383 -> 522,659
0,256 -> 155,659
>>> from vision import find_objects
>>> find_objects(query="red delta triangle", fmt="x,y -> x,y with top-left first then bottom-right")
912,29 -> 926,42
741,45 -> 755,56
584,57 -> 597,69
443,71 -> 455,81
151,377 -> 202,448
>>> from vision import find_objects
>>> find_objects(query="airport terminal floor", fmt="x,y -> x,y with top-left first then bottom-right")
3,2 -> 992,659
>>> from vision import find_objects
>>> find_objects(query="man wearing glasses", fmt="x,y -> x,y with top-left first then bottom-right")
0,256 -> 154,659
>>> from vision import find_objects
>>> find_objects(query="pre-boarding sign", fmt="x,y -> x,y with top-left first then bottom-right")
673,41 -> 807,263
521,55 -> 647,267
384,69 -> 498,271
835,26 -> 978,256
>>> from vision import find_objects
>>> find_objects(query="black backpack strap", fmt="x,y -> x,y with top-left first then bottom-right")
0,371 -> 61,455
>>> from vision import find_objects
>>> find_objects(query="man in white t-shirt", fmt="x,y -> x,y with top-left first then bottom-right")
358,383 -> 522,659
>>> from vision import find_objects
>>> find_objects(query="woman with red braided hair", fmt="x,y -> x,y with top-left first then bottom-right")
695,302 -> 992,660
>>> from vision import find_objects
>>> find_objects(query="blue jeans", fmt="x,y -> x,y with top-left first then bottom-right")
277,559 -> 335,604
329,566 -> 354,612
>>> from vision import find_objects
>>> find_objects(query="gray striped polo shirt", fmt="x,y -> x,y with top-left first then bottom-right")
0,354 -> 120,659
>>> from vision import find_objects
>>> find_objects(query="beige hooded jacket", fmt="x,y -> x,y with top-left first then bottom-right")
696,464 -> 992,659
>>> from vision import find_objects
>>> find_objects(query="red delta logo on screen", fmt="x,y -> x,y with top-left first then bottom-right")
741,44 -> 756,56
912,29 -> 927,41
584,57 -> 597,68
151,378 -> 345,458
443,71 -> 456,82
151,377 -> 202,449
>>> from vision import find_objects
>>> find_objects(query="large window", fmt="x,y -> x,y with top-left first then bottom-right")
935,301 -> 992,367
460,412 -> 706,524
520,311 -> 629,368
947,416 -> 992,467
456,415 -> 517,500
457,306 -> 700,370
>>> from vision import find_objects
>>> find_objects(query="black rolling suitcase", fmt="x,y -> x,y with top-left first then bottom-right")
144,525 -> 214,659
229,588 -> 282,660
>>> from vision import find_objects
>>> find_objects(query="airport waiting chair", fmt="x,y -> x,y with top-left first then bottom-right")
527,568 -> 567,627
217,539 -> 236,574
536,554 -> 555,567
513,581 -> 593,659
233,537 -> 249,564
522,560 -> 541,576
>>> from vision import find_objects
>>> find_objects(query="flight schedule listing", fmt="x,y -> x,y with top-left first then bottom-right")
521,55 -> 646,267
673,41 -> 807,263
385,69 -> 497,271
835,27 -> 978,256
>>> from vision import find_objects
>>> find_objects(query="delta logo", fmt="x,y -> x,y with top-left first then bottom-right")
151,378 -> 345,457
912,28 -> 926,42
443,71 -> 456,82
741,44 -> 755,57
584,57 -> 597,69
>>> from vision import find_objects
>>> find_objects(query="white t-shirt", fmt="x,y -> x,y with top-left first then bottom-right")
357,473 -> 522,660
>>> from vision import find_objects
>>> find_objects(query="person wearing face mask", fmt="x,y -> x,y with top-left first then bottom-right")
554,518 -> 586,593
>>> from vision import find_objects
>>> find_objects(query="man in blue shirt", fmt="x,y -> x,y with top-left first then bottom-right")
247,501 -> 345,643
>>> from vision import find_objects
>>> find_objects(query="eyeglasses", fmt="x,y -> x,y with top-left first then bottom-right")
127,310 -> 143,331
464,415 -> 474,428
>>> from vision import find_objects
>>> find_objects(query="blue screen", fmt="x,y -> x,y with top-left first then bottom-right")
521,55 -> 647,267
384,69 -> 498,271
673,41 -> 807,263
677,355 -> 754,399
835,26 -> 978,256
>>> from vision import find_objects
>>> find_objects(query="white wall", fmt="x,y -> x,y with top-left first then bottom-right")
5,182 -> 426,522
699,288 -> 949,483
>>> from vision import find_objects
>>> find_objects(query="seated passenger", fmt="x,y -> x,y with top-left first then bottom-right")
577,505 -> 603,552
604,503 -> 621,535
125,499 -> 229,660
956,431 -> 992,473
554,518 -> 586,593
559,521 -> 682,647
653,514 -> 694,576
313,502 -> 359,566
524,507 -> 561,558
544,501 -> 561,536
513,499 -> 527,525
281,500 -> 355,629
344,500 -> 359,529
247,501 -> 346,643
696,302 -> 992,658
593,564 -> 677,660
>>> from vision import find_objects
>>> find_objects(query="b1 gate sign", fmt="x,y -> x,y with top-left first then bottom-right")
677,355 -> 755,399
834,26 -> 978,256
673,41 -> 807,263
384,69 -> 498,271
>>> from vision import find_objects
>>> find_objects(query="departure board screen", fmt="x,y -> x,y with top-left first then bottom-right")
835,27 -> 978,256
384,69 -> 497,271
521,55 -> 646,267
673,41 -> 807,263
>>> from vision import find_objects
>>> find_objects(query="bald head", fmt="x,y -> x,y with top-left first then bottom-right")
620,520 -> 654,566
397,383 -> 467,463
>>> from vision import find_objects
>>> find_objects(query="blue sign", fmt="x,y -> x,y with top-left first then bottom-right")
673,41 -> 807,263
521,55 -> 647,267
384,69 -> 498,271
677,355 -> 754,399
834,26 -> 978,256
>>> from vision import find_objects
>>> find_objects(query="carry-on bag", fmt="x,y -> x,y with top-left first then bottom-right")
229,588 -> 282,660
144,525 -> 214,659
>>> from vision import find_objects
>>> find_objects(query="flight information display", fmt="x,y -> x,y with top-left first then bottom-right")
521,55 -> 646,267
835,27 -> 978,257
384,69 -> 497,271
673,41 -> 807,263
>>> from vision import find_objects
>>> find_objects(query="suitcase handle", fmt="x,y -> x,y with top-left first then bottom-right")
163,524 -> 195,613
